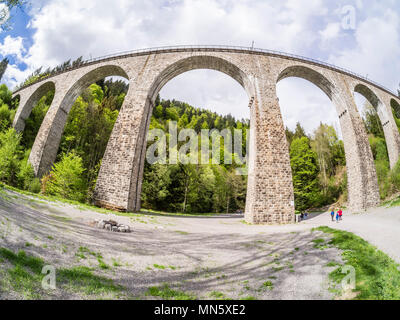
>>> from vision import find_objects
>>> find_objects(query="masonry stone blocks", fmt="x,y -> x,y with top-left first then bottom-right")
11,47 -> 400,224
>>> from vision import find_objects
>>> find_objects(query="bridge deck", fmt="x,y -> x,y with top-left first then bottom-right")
12,45 -> 399,98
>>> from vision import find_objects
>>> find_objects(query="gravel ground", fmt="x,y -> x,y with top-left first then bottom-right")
5,188 -> 396,300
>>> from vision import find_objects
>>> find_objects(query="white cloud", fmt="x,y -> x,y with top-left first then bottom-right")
160,69 -> 249,121
1,63 -> 29,89
327,8 -> 400,92
2,0 -> 399,137
0,35 -> 26,61
319,22 -> 341,41
277,77 -> 341,137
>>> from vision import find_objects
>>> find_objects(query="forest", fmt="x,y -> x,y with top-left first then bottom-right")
0,73 -> 400,214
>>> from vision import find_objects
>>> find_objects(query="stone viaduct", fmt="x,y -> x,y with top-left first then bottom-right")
11,46 -> 400,225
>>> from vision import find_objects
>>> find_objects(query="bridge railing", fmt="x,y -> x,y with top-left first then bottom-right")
12,45 -> 399,97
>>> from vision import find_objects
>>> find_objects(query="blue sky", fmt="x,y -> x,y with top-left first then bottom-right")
0,0 -> 399,135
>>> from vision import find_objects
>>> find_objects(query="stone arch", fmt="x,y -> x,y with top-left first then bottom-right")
354,83 -> 400,168
148,55 -> 253,103
354,84 -> 381,109
275,65 -> 380,211
277,65 -> 334,100
94,55 -> 255,213
13,81 -> 55,132
56,64 -> 129,115
28,64 -> 130,177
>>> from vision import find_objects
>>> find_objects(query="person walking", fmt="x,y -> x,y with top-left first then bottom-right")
338,209 -> 343,221
330,209 -> 335,222
336,211 -> 340,223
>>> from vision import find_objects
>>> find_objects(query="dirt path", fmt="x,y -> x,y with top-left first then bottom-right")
299,206 -> 400,264
0,189 -> 344,300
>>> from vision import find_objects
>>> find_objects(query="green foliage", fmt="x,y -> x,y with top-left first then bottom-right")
0,58 -> 8,82
363,103 -> 385,139
44,152 -> 87,202
290,137 -> 319,211
364,105 -> 398,200
16,56 -> 85,90
0,84 -> 12,106
58,84 -> 119,200
0,85 -> 13,132
0,128 -> 22,185
17,150 -> 40,193
139,99 -> 249,214
0,103 -> 11,131
390,160 -> 400,192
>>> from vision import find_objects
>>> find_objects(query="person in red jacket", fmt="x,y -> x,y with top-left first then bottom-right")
338,209 -> 343,221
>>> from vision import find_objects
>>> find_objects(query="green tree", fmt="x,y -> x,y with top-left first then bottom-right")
0,128 -> 22,185
44,152 -> 87,202
141,163 -> 171,209
290,137 -> 319,211
0,58 -> 9,81
17,149 -> 40,193
0,103 -> 11,131
363,103 -> 384,139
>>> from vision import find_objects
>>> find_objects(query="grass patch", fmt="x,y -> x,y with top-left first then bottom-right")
49,215 -> 72,222
146,284 -> 196,300
209,291 -> 226,299
112,259 -> 122,267
381,196 -> 400,208
326,261 -> 341,267
174,230 -> 189,235
96,254 -> 110,270
312,238 -> 329,250
58,266 -> 122,297
271,266 -> 284,273
0,247 -> 124,299
261,281 -> 274,290
316,226 -> 400,300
